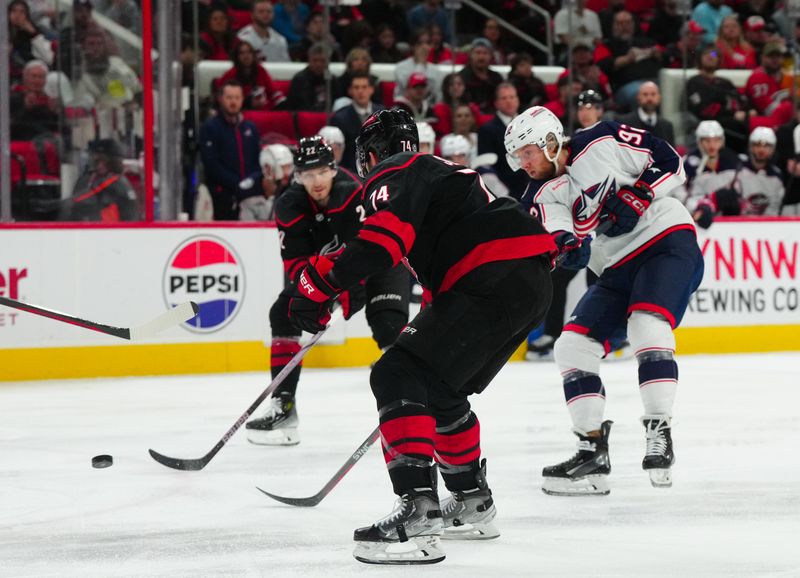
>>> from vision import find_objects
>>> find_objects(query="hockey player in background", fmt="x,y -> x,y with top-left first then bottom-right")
739,127 -> 785,215
256,143 -> 294,221
439,133 -> 510,197
287,109 -> 555,564
245,136 -> 409,445
505,106 -> 704,495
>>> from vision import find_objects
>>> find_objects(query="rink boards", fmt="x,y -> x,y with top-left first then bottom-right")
0,218 -> 798,381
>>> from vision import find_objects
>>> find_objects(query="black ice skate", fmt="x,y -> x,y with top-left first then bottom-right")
245,392 -> 299,446
353,485 -> 445,565
642,415 -> 675,488
542,420 -> 613,496
441,459 -> 499,540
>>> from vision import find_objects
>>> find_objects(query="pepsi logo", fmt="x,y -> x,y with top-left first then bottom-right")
163,236 -> 245,333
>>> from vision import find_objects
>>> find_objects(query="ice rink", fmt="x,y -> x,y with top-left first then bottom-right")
2,352 -> 799,577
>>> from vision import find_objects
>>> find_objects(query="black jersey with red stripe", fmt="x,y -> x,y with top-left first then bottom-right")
332,152 -> 556,295
274,169 -> 363,281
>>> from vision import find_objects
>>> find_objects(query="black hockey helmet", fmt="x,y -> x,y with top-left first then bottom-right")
576,89 -> 603,108
355,108 -> 419,178
293,136 -> 336,172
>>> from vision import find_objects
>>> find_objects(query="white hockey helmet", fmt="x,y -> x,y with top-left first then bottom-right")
504,106 -> 566,173
749,126 -> 776,146
416,121 -> 436,153
439,133 -> 472,160
317,125 -> 345,146
695,120 -> 725,146
259,143 -> 294,180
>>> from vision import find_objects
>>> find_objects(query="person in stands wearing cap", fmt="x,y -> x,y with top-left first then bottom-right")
392,72 -> 433,122
662,20 -> 707,69
691,0 -> 733,45
616,81 -> 676,145
458,38 -> 504,114
716,15 -> 757,70
742,15 -> 770,55
558,43 -> 612,105
330,72 -> 385,172
745,42 -> 793,126
394,29 -> 442,106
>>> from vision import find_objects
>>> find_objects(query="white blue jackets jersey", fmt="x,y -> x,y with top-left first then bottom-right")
738,159 -> 784,215
678,147 -> 741,212
529,120 -> 693,274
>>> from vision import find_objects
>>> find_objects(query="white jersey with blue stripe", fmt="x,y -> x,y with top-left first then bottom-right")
530,121 -> 693,274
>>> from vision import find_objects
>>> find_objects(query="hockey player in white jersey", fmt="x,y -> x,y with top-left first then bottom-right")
739,127 -> 785,215
505,106 -> 705,494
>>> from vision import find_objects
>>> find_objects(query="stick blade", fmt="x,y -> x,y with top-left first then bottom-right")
256,486 -> 323,507
130,301 -> 199,341
148,448 -> 208,471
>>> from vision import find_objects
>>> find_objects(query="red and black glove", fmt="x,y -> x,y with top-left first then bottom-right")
289,256 -> 342,333
600,182 -> 653,237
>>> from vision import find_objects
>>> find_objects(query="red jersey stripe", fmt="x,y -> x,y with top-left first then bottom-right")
358,229 -> 404,264
363,211 -> 416,253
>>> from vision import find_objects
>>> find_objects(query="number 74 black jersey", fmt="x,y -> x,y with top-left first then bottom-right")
331,152 -> 556,294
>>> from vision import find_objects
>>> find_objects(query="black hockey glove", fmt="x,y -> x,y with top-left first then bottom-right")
289,256 -> 341,333
339,283 -> 366,320
712,188 -> 742,216
553,232 -> 592,270
693,203 -> 714,229
600,182 -> 653,237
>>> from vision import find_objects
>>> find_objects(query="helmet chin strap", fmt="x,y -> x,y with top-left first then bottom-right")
543,138 -> 563,175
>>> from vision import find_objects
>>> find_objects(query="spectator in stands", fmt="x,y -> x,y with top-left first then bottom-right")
393,72 -> 434,122
8,0 -> 53,79
394,29 -> 442,104
200,80 -> 264,221
746,42 -> 792,121
662,20 -> 706,69
507,52 -> 547,108
428,24 -> 453,64
738,0 -> 775,25
686,45 -> 750,152
334,48 -> 382,105
360,0 -> 409,45
237,0 -> 291,63
691,0 -> 734,45
407,0 -> 452,44
451,103 -> 479,158
716,16 -> 757,70
73,28 -> 141,111
575,88 -> 605,131
199,5 -> 236,61
430,73 -> 479,136
775,109 -> 800,214
478,83 -> 528,199
64,138 -> 140,222
743,16 -> 770,55
599,10 -> 662,113
272,0 -> 309,46
458,38 -> 504,114
616,81 -> 676,145
327,4 -> 366,47
286,43 -> 329,112
554,0 -> 601,62
330,72 -> 384,171
739,127 -> 785,215
544,75 -> 584,126
482,18 -> 507,65
318,126 -> 346,165
371,23 -> 404,64
645,0 -> 682,47
93,0 -> 141,35
292,12 -> 341,62
59,0 -> 119,80
560,42 -> 612,103
217,40 -> 286,111
9,59 -> 59,140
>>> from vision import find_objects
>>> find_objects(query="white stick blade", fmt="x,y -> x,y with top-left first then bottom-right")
129,301 -> 199,340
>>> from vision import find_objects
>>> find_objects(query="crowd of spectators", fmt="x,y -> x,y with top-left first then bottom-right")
5,0 -> 800,223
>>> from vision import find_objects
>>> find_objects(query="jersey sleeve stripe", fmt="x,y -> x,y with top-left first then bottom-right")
275,213 -> 306,228
364,211 -> 416,252
438,234 -> 556,294
284,256 -> 308,279
358,229 -> 405,264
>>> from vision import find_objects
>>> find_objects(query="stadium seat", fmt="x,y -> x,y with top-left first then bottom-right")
296,111 -> 328,138
243,110 -> 297,142
10,140 -> 61,221
273,79 -> 291,96
381,82 -> 395,108
227,8 -> 252,32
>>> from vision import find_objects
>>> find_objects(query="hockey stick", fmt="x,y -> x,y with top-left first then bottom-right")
149,325 -> 331,471
0,296 -> 198,341
256,425 -> 380,507
554,220 -> 612,268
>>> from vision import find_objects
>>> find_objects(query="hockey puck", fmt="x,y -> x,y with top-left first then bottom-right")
91,455 -> 114,469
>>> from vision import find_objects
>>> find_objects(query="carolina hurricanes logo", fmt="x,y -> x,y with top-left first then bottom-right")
572,176 -> 616,234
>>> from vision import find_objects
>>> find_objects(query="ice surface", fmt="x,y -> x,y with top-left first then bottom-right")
1,353 -> 799,577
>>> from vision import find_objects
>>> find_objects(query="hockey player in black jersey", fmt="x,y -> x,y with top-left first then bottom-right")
287,109 -> 556,565
245,136 -> 409,446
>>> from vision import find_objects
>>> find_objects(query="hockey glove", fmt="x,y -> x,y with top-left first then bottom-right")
339,283 -> 366,320
712,188 -> 742,216
600,182 -> 653,237
693,203 -> 714,229
553,232 -> 592,270
289,256 -> 341,333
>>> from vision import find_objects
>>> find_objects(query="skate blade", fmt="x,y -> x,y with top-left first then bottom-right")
542,475 -> 610,496
647,468 -> 672,488
442,521 -> 500,540
246,427 -> 300,446
353,535 -> 445,565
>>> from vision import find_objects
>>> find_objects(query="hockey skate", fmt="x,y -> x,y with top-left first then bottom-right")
525,334 -> 554,361
642,415 -> 675,488
245,392 -> 299,446
440,459 -> 499,540
353,486 -> 445,565
542,420 -> 613,496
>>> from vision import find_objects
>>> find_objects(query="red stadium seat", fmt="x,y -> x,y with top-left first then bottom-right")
296,111 -> 328,138
545,83 -> 558,102
243,110 -> 297,142
381,81 -> 395,108
272,79 -> 291,96
9,140 -> 61,220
